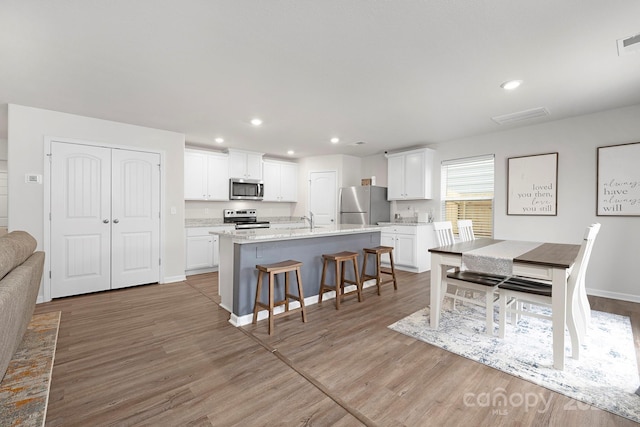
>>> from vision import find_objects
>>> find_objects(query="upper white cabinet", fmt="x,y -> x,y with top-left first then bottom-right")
228,149 -> 263,180
387,148 -> 434,200
263,159 -> 298,202
184,149 -> 229,200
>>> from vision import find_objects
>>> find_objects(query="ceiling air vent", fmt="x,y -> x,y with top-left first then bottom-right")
492,107 -> 550,125
617,33 -> 640,56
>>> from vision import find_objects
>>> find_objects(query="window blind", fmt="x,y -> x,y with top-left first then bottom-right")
441,155 -> 494,237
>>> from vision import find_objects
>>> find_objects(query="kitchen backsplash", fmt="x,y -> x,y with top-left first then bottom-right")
185,200 -> 296,219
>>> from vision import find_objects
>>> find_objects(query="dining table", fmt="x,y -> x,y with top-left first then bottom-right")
428,238 -> 581,370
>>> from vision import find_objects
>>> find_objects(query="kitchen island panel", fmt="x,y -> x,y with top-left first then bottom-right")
231,232 -> 380,316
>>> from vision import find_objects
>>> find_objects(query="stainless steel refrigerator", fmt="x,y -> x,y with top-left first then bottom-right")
339,186 -> 391,225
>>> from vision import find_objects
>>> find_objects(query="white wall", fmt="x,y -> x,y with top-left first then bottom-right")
7,104 -> 186,299
361,153 -> 388,187
430,104 -> 640,302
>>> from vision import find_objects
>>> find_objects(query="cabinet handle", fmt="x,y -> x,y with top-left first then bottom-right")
113,219 -> 120,224
103,219 -> 109,223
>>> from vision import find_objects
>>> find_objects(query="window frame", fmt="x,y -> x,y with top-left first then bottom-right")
440,154 -> 495,238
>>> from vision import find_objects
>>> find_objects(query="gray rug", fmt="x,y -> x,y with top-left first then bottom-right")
389,304 -> 640,423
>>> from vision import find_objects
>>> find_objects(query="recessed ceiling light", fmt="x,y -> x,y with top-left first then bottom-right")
215,137 -> 224,144
287,150 -> 294,155
250,118 -> 263,126
330,137 -> 340,144
500,80 -> 522,90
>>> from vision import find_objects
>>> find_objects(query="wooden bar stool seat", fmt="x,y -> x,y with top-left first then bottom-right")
252,260 -> 307,335
318,251 -> 362,309
361,246 -> 398,295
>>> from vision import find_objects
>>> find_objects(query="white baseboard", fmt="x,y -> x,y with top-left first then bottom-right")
162,275 -> 186,284
587,288 -> 640,304
228,279 -> 377,327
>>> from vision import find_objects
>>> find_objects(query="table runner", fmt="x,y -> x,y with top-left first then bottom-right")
462,240 -> 542,275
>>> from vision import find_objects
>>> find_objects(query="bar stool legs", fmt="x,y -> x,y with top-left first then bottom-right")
361,246 -> 398,295
252,260 -> 307,335
318,251 -> 362,309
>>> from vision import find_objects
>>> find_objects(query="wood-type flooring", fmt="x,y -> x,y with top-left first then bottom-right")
34,270 -> 640,426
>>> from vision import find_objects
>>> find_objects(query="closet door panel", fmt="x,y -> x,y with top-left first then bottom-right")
50,142 -> 111,298
111,149 -> 161,289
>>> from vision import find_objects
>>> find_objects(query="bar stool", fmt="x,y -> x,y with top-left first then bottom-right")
318,251 -> 362,309
361,246 -> 398,295
252,260 -> 307,335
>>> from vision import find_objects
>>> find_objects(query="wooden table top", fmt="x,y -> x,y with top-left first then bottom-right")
429,238 -> 581,269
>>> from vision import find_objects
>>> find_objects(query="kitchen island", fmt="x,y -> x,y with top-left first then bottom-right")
212,224 -> 383,326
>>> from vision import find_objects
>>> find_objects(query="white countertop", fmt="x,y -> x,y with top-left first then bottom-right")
185,217 -> 305,228
211,224 -> 383,243
378,221 -> 433,227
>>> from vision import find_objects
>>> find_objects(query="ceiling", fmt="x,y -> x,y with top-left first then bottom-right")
1,1 -> 639,158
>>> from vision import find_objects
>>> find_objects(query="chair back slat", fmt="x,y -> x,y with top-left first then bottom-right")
457,219 -> 475,242
433,221 -> 455,246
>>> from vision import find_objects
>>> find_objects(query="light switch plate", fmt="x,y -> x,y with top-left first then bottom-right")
25,174 -> 42,184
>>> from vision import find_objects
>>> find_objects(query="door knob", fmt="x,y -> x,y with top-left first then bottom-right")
103,219 -> 109,223
113,219 -> 120,224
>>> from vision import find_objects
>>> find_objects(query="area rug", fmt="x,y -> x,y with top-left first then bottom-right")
0,311 -> 61,427
388,305 -> 640,423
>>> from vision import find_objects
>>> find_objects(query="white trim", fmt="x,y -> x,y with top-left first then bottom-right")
43,136 -> 166,301
162,275 -> 187,284
587,288 -> 640,304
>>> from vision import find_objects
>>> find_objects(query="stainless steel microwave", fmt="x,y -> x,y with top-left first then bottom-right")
229,178 -> 264,200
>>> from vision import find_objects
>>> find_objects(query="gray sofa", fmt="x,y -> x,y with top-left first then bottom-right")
0,231 -> 45,382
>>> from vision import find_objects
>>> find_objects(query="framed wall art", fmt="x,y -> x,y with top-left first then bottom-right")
507,152 -> 558,216
597,142 -> 640,216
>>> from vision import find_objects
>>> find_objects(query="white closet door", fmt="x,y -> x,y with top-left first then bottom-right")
309,171 -> 337,226
50,142 -> 112,297
110,149 -> 160,289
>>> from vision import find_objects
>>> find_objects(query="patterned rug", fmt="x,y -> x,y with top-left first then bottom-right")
0,311 -> 61,427
389,304 -> 640,423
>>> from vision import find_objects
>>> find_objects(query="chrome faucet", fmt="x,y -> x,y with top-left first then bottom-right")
303,211 -> 315,230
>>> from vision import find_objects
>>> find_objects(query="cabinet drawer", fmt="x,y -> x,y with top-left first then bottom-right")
387,225 -> 416,235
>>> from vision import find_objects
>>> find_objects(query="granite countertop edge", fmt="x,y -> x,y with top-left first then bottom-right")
186,216 -> 306,227
378,221 -> 434,226
212,224 -> 383,243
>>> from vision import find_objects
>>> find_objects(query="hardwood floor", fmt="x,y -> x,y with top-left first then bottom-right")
34,270 -> 639,426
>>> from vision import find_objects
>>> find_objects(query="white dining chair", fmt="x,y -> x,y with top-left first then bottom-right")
432,220 -> 505,335
457,219 -> 475,242
497,223 -> 601,359
433,221 -> 455,246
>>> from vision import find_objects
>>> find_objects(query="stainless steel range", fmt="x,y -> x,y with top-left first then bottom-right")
223,209 -> 270,229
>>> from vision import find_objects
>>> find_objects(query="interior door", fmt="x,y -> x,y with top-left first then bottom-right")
110,149 -> 160,289
50,142 -> 112,297
309,171 -> 336,226
50,142 -> 161,297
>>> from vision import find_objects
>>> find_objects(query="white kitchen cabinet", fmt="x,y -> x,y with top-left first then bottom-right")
380,224 -> 435,273
386,148 -> 434,200
184,149 -> 229,200
263,159 -> 298,202
227,149 -> 263,179
185,226 -> 234,274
